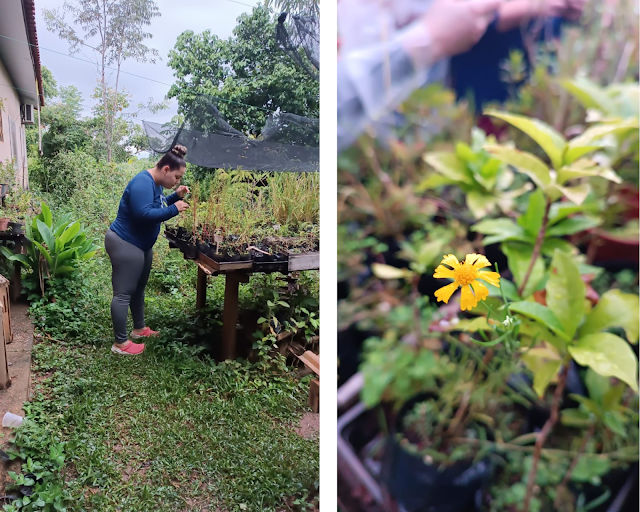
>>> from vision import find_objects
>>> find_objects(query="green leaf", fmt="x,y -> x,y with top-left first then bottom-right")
518,189 -> 545,237
40,202 -> 53,228
571,456 -> 611,483
564,123 -> 637,164
37,219 -> 56,253
416,172 -> 456,191
466,191 -> 497,219
55,248 -> 78,264
557,164 -> 622,185
485,278 -> 520,301
58,221 -> 81,246
509,301 -> 569,340
580,289 -> 640,343
584,368 -> 610,405
569,332 -> 639,392
55,266 -> 75,274
561,78 -> 618,116
33,240 -> 52,267
548,183 -> 591,205
602,383 -> 626,411
603,411 -> 627,437
471,219 -> 529,246
521,353 -> 561,397
484,144 -> 551,189
423,152 -> 473,184
546,216 -> 600,237
545,250 -> 586,339
541,238 -> 576,258
560,408 -> 592,428
485,110 -> 566,169
502,243 -> 546,297
257,317 -> 267,324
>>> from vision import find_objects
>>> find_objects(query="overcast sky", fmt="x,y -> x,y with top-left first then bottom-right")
35,0 -> 261,124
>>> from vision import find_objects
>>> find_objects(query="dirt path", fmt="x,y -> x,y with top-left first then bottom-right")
0,302 -> 33,494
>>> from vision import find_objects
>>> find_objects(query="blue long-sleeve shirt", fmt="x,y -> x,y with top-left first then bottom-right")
110,170 -> 180,251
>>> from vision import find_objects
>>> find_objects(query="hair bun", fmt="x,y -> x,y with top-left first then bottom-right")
170,145 -> 187,158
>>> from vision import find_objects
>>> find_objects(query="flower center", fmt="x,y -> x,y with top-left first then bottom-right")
454,262 -> 479,286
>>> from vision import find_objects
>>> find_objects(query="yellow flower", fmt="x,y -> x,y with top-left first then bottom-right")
433,253 -> 501,311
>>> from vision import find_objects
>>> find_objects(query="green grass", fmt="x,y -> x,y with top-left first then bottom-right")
4,163 -> 319,512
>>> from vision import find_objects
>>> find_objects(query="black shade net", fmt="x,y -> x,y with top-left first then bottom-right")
143,96 -> 319,173
276,12 -> 319,81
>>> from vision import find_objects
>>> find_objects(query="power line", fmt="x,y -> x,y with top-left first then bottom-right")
0,32 -> 277,113
225,0 -> 258,7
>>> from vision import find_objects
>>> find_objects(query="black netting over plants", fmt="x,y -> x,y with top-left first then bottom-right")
143,96 -> 318,173
276,12 -> 319,81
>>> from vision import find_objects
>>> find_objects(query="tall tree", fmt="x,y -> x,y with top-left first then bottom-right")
167,5 -> 319,135
266,0 -> 319,15
43,0 -> 160,162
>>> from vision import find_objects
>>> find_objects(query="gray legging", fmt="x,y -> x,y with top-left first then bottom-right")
105,229 -> 153,344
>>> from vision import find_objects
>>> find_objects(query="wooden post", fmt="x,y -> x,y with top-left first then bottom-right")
0,280 -> 10,389
308,378 -> 319,413
221,272 -> 249,361
10,236 -> 23,302
196,266 -> 207,310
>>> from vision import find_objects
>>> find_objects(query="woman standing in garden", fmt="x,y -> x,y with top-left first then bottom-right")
105,145 -> 190,355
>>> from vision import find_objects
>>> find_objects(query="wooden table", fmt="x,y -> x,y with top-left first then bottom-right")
167,236 -> 319,361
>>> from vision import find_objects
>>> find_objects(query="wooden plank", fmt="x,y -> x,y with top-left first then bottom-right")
0,286 -> 10,389
288,252 -> 319,272
220,272 -> 249,361
198,252 -> 252,272
297,350 -> 319,376
0,276 -> 12,344
308,379 -> 319,413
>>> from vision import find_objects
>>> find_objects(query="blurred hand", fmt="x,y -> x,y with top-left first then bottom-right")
563,0 -> 587,20
404,0 -> 503,67
175,200 -> 189,213
176,185 -> 190,198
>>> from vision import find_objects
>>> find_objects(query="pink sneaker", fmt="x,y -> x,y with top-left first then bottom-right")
131,327 -> 159,339
111,340 -> 145,355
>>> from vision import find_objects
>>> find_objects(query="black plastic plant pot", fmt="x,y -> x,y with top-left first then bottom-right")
380,393 -> 494,512
8,222 -> 24,235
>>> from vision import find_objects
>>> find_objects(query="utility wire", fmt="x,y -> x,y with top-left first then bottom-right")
0,32 -> 277,113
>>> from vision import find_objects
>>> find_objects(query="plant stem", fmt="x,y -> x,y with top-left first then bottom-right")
523,362 -> 570,512
518,198 -> 551,297
554,422 -> 596,509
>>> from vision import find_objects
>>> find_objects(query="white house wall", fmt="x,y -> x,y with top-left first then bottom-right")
0,57 -> 28,188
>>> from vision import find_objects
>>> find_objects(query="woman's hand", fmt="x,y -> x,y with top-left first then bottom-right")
175,200 -> 190,213
176,185 -> 190,198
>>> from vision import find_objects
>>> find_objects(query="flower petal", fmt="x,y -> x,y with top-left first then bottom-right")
477,271 -> 501,287
471,280 -> 490,302
434,265 -> 456,279
460,285 -> 479,311
440,254 -> 461,269
434,282 -> 459,304
465,253 -> 491,269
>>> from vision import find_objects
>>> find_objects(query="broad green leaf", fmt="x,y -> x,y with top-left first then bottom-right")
55,266 -> 75,274
59,222 -> 81,246
518,318 -> 567,353
0,251 -> 31,266
40,202 -> 53,228
53,212 -> 72,234
484,144 -> 551,189
56,248 -> 78,263
455,142 -> 476,162
546,216 -> 600,237
36,219 -> 56,253
561,78 -> 618,116
557,164 -> 621,185
569,332 -> 638,392
541,238 -> 576,258
548,183 -> 591,205
371,263 -> 413,280
602,383 -> 625,411
521,351 -> 561,397
484,278 -> 520,301
561,408 -> 592,427
517,189 -> 545,237
33,240 -> 52,267
70,232 -> 86,248
564,123 -> 637,164
502,243 -> 546,297
580,289 -> 640,343
545,250 -> 585,339
423,152 -> 473,184
467,191 -> 498,219
457,317 -> 492,332
571,456 -> 611,483
485,110 -> 566,169
584,368 -> 609,404
472,219 -> 529,246
510,301 -> 569,340
603,411 -> 627,437
416,172 -> 455,191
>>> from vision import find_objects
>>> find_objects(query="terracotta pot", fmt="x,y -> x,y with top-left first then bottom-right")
587,229 -> 639,266
0,218 -> 10,231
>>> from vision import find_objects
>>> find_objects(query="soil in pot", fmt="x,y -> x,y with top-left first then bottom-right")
381,393 -> 496,512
